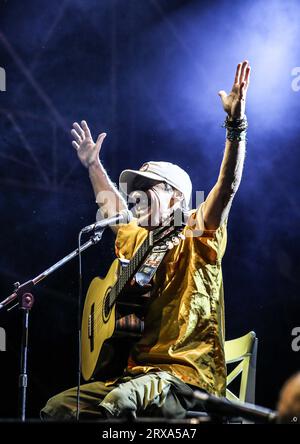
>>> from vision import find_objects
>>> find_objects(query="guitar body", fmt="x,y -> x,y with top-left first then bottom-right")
81,259 -> 119,381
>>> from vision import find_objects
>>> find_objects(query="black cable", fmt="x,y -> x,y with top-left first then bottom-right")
76,230 -> 84,421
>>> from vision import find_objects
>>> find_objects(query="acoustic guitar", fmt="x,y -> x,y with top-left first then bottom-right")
81,215 -> 183,381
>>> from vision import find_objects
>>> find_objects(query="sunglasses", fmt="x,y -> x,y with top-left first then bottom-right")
132,178 -> 173,193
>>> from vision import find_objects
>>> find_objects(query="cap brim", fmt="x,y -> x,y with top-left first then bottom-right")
119,169 -> 164,196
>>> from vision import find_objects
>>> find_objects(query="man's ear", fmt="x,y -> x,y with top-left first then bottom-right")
174,189 -> 184,202
170,190 -> 184,209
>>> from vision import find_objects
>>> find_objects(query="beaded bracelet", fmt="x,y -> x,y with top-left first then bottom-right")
223,115 -> 248,142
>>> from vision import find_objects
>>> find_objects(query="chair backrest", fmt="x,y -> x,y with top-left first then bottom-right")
225,331 -> 258,404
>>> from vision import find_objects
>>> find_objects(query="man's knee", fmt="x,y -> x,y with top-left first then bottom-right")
40,391 -> 77,421
100,386 -> 136,417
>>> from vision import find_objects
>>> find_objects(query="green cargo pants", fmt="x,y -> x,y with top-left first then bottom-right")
41,371 -> 200,420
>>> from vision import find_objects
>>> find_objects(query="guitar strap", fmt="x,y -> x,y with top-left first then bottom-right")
134,243 -> 170,287
133,208 -> 186,287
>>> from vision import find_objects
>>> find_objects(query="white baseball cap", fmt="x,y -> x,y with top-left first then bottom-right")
119,161 -> 192,208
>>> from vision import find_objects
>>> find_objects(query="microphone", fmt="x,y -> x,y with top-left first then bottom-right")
81,209 -> 133,234
192,390 -> 278,423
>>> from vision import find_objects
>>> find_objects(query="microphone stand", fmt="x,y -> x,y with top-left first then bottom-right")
0,229 -> 104,421
193,390 -> 278,423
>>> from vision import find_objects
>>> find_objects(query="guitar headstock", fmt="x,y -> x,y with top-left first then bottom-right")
151,208 -> 187,251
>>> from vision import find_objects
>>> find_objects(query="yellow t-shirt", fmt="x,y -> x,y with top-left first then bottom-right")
115,206 -> 227,396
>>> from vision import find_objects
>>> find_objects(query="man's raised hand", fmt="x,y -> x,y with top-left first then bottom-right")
71,120 -> 106,168
218,60 -> 251,120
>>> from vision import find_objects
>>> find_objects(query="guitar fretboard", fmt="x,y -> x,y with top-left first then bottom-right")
107,214 -> 182,311
116,233 -> 153,296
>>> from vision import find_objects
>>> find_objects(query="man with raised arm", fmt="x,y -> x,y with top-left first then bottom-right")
41,60 -> 251,420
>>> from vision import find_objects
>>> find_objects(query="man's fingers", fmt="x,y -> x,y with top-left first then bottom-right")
95,132 -> 107,148
218,90 -> 227,101
245,65 -> 251,87
71,128 -> 82,144
234,63 -> 242,85
72,122 -> 85,139
72,140 -> 79,150
239,60 -> 249,84
81,120 -> 91,138
239,81 -> 245,100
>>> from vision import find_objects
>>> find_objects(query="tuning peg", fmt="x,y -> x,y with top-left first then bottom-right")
178,233 -> 185,240
13,282 -> 20,290
166,240 -> 174,250
171,236 -> 180,245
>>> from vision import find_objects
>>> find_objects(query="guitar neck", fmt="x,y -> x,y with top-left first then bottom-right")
110,231 -> 154,306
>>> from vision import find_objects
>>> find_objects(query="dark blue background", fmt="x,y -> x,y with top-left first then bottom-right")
0,0 -> 299,418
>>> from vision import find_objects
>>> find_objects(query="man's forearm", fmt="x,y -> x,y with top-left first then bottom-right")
217,138 -> 246,197
88,160 -> 128,218
203,138 -> 246,229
